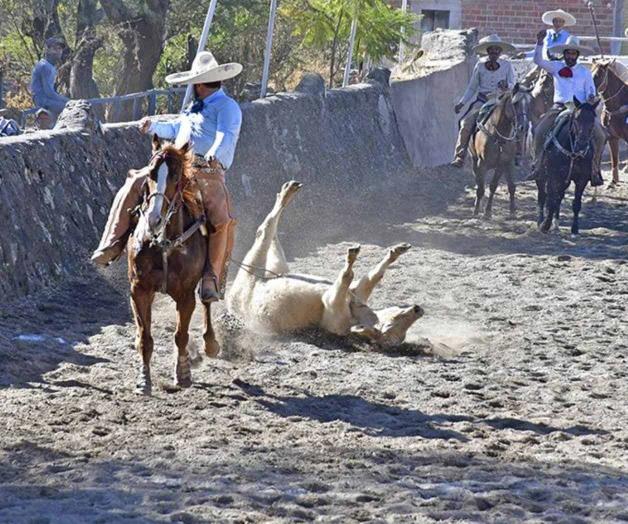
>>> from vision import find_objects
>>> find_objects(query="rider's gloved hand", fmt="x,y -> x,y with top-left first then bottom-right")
536,29 -> 547,45
454,103 -> 464,114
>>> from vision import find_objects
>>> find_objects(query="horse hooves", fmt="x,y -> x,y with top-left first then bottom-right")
176,375 -> 192,388
190,353 -> 203,369
205,339 -> 221,358
135,381 -> 152,396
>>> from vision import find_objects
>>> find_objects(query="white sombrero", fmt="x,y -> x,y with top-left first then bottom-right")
542,9 -> 577,27
551,36 -> 594,56
473,34 -> 516,56
165,51 -> 243,85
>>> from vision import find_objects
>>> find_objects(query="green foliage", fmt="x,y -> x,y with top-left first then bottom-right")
285,0 -> 418,62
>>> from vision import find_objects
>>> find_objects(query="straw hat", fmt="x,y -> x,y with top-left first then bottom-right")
165,51 -> 242,85
473,35 -> 516,56
542,9 -> 577,27
551,36 -> 594,56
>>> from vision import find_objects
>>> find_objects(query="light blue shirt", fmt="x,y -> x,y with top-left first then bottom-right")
524,29 -> 571,60
149,88 -> 242,170
30,59 -> 69,114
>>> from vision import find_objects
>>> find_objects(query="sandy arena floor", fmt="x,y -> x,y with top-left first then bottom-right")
1,164 -> 627,523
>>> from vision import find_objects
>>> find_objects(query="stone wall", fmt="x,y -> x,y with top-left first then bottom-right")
390,29 -> 477,168
0,105 -> 150,298
0,77 -> 411,300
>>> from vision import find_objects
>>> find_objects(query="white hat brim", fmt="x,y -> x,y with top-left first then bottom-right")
542,10 -> 577,27
473,42 -> 516,56
165,63 -> 243,85
551,43 -> 595,56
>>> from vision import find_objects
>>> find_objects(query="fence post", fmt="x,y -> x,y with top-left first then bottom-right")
131,97 -> 139,120
148,90 -> 157,115
260,0 -> 278,98
343,13 -> 358,87
181,0 -> 219,111
398,0 -> 408,63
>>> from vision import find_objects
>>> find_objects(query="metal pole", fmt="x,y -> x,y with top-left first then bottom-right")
343,14 -> 358,87
181,0 -> 219,111
587,1 -> 604,58
398,0 -> 408,63
260,0 -> 278,98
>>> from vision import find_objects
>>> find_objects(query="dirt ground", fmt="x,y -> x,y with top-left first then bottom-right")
1,162 -> 627,523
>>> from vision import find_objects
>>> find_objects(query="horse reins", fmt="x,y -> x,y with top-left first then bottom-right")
596,64 -> 627,117
477,98 -> 518,151
550,112 -> 593,190
228,258 -> 283,280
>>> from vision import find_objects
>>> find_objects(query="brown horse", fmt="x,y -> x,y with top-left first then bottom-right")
529,69 -> 554,131
469,86 -> 522,219
592,59 -> 628,186
128,138 -> 219,395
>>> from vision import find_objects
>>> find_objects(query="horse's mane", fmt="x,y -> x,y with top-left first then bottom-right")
158,143 -> 203,218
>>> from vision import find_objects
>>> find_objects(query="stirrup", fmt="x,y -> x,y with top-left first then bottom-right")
199,274 -> 221,303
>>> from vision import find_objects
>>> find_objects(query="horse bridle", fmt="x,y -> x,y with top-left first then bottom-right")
477,96 -> 519,145
596,64 -> 626,115
550,110 -> 594,189
140,150 -> 205,293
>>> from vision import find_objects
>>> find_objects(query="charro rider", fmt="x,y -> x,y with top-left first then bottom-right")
92,52 -> 242,303
529,31 -> 605,186
451,35 -> 516,168
521,9 -> 575,73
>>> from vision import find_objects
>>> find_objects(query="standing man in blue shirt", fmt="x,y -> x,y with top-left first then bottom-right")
521,9 -> 576,88
30,37 -> 69,118
92,52 -> 243,303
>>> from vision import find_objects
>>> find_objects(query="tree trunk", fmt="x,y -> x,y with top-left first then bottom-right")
69,0 -> 104,100
70,33 -> 103,100
100,0 -> 170,121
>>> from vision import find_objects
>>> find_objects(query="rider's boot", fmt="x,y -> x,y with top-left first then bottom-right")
198,220 -> 235,303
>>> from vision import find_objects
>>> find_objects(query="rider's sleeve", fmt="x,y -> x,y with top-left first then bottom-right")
459,62 -> 480,105
149,118 -> 181,140
534,44 -> 561,75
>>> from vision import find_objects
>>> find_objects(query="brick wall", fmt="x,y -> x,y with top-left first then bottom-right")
461,0 -> 616,52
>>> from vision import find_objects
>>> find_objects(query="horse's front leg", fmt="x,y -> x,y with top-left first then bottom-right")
484,167 -> 503,220
571,181 -> 586,236
473,160 -> 485,216
203,302 -> 220,358
505,164 -> 517,219
536,179 -> 546,227
130,286 -> 155,395
609,137 -> 620,185
174,292 -> 196,388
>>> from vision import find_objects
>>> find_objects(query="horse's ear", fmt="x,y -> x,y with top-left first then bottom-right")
573,96 -> 582,108
178,141 -> 191,155
151,134 -> 160,153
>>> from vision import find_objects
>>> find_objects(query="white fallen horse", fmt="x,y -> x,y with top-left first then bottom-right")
227,181 -> 424,348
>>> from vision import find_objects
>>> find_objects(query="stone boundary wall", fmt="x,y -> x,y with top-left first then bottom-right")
0,30 -> 474,299
390,29 -> 477,168
0,79 -> 410,299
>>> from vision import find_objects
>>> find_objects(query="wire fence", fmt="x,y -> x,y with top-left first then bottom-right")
19,87 -> 186,128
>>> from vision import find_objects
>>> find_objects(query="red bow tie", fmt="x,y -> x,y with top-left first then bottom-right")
559,67 -> 573,78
